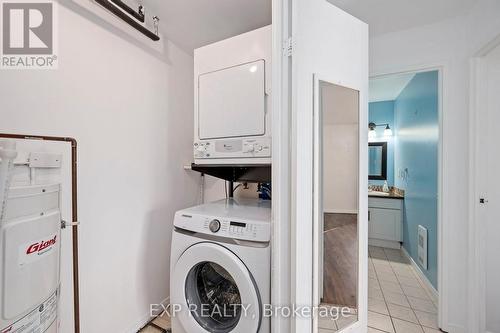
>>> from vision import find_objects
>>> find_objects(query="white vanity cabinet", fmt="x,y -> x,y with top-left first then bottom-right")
368,197 -> 403,249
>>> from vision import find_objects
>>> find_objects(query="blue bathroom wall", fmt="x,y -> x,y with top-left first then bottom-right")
369,101 -> 395,186
394,71 -> 439,289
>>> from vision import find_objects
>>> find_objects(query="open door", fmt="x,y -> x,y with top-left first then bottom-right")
288,1 -> 368,332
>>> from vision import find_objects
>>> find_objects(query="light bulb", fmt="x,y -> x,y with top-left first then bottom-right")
384,125 -> 393,137
369,129 -> 377,139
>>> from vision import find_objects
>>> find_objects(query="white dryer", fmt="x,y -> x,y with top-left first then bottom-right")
193,25 -> 272,165
170,198 -> 271,333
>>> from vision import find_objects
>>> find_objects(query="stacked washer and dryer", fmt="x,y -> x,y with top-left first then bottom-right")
170,25 -> 272,333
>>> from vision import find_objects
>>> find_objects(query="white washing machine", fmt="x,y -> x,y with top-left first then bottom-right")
170,198 -> 271,333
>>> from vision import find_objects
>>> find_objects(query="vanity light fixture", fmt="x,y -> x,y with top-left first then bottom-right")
368,131 -> 377,139
368,122 -> 393,137
384,124 -> 393,137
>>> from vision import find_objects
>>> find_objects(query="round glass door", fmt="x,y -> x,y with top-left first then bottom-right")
185,262 -> 242,332
171,242 -> 261,333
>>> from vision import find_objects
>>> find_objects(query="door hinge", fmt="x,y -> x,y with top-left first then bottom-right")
61,220 -> 80,229
283,37 -> 293,57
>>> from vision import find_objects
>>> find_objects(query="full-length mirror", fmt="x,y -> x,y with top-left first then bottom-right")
315,80 -> 360,331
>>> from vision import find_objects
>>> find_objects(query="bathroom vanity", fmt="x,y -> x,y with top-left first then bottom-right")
368,191 -> 404,249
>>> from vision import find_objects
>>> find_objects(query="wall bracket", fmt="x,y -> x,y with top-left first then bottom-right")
95,0 -> 160,41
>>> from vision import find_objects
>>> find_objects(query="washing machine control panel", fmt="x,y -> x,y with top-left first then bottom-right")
175,212 -> 270,242
204,218 -> 269,242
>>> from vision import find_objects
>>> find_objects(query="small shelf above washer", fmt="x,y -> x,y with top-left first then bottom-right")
190,163 -> 271,183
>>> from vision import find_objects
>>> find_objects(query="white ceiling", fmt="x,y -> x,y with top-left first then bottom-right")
141,0 -> 477,53
144,0 -> 271,53
369,73 -> 415,103
327,0 -> 478,36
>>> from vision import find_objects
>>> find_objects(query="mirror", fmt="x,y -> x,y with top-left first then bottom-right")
315,80 -> 359,331
368,142 -> 387,180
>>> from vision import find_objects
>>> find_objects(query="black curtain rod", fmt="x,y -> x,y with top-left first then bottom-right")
95,0 -> 160,41
109,0 -> 144,22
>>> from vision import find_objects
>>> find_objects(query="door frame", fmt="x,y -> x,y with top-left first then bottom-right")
313,76 -> 325,302
270,1 -> 292,333
469,33 -> 500,333
271,1 -> 368,333
370,65 -> 445,329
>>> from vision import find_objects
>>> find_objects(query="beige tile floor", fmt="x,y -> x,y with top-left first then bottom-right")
318,305 -> 358,332
138,312 -> 171,333
320,246 -> 441,333
367,246 -> 441,333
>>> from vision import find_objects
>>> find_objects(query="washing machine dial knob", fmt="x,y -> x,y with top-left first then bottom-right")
209,219 -> 221,233
243,144 -> 255,153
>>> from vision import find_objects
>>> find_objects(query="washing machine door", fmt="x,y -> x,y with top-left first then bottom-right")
172,242 -> 262,333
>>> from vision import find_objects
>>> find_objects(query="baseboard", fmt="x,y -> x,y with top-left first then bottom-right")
369,238 -> 401,249
324,208 -> 358,214
401,247 -> 438,303
125,297 -> 169,333
445,323 -> 467,333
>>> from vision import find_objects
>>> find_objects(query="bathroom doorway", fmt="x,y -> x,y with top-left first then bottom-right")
367,69 -> 442,332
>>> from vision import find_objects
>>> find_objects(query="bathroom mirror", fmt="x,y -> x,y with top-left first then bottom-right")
314,80 -> 360,331
368,142 -> 387,180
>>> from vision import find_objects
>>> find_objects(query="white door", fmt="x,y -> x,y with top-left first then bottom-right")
475,41 -> 500,333
198,60 -> 267,140
289,1 -> 368,332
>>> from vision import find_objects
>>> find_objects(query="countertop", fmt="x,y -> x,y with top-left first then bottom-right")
368,190 -> 405,200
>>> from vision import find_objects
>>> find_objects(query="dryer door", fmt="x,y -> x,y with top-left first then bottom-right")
198,60 -> 266,140
171,242 -> 261,333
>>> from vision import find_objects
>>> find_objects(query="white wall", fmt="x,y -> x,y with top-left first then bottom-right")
369,1 -> 500,332
323,124 -> 358,213
203,177 -> 259,202
0,1 -> 199,332
322,83 -> 359,214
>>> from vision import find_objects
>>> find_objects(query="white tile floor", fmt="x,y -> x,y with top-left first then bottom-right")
320,246 -> 440,333
367,246 -> 441,333
318,305 -> 358,332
